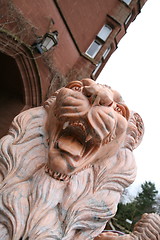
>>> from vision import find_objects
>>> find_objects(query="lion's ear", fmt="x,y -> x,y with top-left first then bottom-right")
133,112 -> 144,149
125,111 -> 144,151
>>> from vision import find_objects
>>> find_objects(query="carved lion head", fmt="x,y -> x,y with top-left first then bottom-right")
44,79 -> 134,178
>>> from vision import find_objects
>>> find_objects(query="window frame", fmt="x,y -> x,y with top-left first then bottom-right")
97,24 -> 112,42
125,13 -> 132,25
85,40 -> 102,58
102,46 -> 111,60
92,61 -> 102,77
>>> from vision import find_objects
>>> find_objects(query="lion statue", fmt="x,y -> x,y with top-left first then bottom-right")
0,78 -> 159,240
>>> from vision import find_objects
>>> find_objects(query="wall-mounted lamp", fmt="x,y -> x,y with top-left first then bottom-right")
33,31 -> 58,54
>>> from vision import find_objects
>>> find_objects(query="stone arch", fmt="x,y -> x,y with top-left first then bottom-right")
0,30 -> 42,137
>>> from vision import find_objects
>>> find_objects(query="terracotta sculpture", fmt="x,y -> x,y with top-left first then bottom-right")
0,78 -> 159,239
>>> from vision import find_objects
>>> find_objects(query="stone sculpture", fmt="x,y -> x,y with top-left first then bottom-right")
0,78 -> 159,240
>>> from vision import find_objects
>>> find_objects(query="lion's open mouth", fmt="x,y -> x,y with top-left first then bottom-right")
54,120 -> 94,160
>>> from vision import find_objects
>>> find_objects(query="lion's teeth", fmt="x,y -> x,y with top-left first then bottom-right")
85,134 -> 92,142
69,121 -> 86,132
63,121 -> 69,129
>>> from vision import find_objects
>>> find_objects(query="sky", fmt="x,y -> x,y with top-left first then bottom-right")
97,0 -> 160,195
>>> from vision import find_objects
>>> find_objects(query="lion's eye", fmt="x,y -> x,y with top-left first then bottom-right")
71,85 -> 82,92
114,103 -> 130,120
114,104 -> 124,116
66,81 -> 83,92
115,106 -> 122,114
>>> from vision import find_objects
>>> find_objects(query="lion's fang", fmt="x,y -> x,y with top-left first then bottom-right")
63,121 -> 69,129
85,134 -> 92,142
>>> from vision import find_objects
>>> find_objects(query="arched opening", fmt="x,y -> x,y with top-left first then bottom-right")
0,51 -> 25,138
0,31 -> 42,138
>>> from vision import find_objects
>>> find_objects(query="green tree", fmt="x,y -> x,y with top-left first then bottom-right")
115,201 -> 136,231
115,181 -> 158,231
133,181 -> 158,224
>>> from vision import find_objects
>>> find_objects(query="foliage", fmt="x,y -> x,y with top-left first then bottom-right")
115,181 -> 158,231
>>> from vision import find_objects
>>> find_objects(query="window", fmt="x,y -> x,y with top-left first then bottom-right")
97,25 -> 112,42
86,40 -> 102,58
85,24 -> 112,59
102,46 -> 111,59
122,0 -> 132,5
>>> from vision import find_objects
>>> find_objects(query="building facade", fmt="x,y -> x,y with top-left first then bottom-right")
0,0 -> 147,138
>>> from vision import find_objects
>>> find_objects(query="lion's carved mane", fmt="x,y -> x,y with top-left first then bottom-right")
0,80 -> 144,240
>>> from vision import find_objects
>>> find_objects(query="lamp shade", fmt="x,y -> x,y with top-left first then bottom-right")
34,31 -> 58,54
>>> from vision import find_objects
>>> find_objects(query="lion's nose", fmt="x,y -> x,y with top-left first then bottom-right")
83,86 -> 113,106
82,86 -> 97,104
83,86 -> 113,107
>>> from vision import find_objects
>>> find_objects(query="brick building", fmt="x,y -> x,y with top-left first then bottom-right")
0,0 -> 147,138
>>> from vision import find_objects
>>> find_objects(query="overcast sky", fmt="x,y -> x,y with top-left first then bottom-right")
97,0 -> 160,195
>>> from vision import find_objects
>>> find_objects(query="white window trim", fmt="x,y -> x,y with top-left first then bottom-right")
92,61 -> 102,77
102,46 -> 111,59
125,13 -> 132,25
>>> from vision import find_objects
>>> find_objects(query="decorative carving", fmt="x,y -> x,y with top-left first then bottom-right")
0,79 -> 158,240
